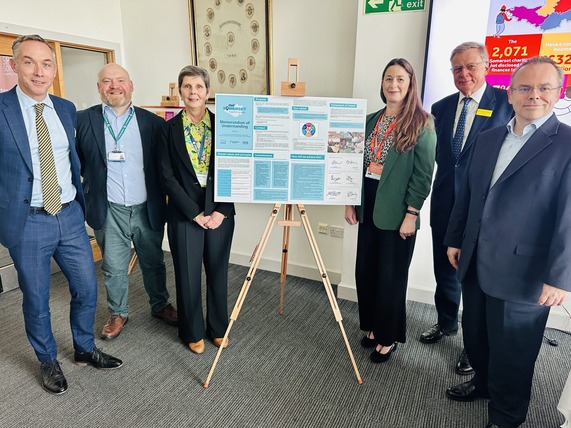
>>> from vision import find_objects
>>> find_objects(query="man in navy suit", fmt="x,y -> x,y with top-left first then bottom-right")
0,35 -> 122,395
445,56 -> 571,428
76,64 -> 177,341
420,42 -> 513,375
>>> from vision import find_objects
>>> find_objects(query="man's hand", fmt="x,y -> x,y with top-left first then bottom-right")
447,247 -> 461,270
538,284 -> 568,306
345,205 -> 357,225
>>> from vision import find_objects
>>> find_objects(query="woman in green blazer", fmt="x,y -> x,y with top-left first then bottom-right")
345,58 -> 436,363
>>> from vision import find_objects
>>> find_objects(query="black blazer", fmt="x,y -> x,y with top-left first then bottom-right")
160,110 -> 235,223
430,85 -> 513,236
76,105 -> 166,231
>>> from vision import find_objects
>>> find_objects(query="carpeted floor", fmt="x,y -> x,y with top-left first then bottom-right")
0,254 -> 568,428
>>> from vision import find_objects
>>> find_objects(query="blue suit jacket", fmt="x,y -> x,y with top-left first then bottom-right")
445,114 -> 571,304
430,85 -> 513,236
0,87 -> 84,249
75,105 -> 166,231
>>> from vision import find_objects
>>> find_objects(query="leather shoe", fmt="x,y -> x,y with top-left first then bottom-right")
370,342 -> 397,363
213,337 -> 228,348
74,347 -> 123,369
189,339 -> 205,354
419,323 -> 458,344
101,314 -> 128,340
485,424 -> 500,428
455,349 -> 474,375
360,331 -> 375,348
40,360 -> 68,395
446,380 -> 489,402
152,303 -> 178,326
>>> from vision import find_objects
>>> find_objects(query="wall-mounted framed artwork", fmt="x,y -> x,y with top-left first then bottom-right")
189,0 -> 272,101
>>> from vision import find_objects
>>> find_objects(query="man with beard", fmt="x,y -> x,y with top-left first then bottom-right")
76,64 -> 177,340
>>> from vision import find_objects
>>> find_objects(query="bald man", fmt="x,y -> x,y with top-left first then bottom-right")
76,64 -> 177,340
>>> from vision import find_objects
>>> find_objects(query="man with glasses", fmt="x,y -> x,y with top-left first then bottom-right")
444,55 -> 570,428
421,42 -> 513,376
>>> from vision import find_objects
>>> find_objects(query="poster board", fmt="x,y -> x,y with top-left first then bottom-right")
214,94 -> 367,205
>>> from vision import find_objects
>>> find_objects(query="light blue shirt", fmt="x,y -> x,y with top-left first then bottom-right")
490,112 -> 554,188
15,86 -> 76,206
103,104 -> 147,206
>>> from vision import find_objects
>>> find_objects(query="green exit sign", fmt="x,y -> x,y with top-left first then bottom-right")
364,0 -> 426,14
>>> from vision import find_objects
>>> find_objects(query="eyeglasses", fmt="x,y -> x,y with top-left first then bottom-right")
450,62 -> 485,74
510,85 -> 562,94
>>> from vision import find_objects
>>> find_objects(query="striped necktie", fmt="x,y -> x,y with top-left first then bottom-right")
34,103 -> 62,215
452,97 -> 471,160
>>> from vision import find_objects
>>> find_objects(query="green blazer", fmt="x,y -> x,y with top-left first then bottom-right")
356,109 -> 436,230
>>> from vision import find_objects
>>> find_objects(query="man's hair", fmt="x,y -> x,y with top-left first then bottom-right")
509,55 -> 564,87
12,34 -> 55,58
177,65 -> 211,92
450,42 -> 489,64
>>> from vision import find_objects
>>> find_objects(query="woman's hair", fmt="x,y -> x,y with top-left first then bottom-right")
380,58 -> 431,153
177,65 -> 211,92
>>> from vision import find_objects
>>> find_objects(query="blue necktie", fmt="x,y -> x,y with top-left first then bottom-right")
452,97 -> 471,159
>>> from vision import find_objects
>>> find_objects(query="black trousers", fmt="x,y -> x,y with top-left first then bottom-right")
168,217 -> 235,343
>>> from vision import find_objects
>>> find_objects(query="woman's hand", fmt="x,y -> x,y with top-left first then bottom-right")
399,215 -> 417,240
194,212 -> 211,229
203,211 -> 225,230
345,205 -> 358,225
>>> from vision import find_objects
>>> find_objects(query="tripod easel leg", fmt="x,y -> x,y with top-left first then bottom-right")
204,204 -> 282,388
279,204 -> 293,315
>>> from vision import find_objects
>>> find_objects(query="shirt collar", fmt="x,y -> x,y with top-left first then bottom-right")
16,85 -> 54,110
183,109 -> 211,129
506,112 -> 554,136
103,102 -> 134,118
458,83 -> 487,106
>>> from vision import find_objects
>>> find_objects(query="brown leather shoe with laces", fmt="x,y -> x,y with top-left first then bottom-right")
152,303 -> 178,326
101,314 -> 128,340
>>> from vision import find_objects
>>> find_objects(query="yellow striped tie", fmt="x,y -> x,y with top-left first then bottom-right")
34,103 -> 62,215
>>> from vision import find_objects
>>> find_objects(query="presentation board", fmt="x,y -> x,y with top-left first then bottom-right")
214,94 -> 367,205
423,0 -> 571,125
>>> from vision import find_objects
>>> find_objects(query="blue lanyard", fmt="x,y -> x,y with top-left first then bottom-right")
103,109 -> 134,148
186,123 -> 207,165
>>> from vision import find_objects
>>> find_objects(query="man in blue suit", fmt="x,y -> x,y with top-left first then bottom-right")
76,64 -> 177,341
0,35 -> 122,395
445,56 -> 571,428
420,42 -> 513,375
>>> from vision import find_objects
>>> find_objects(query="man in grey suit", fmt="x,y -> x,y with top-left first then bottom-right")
421,42 -> 513,376
76,64 -> 177,340
0,35 -> 122,395
445,56 -> 571,428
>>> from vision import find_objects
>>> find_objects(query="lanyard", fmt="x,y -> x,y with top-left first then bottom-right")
186,122 -> 207,165
370,112 -> 396,160
103,109 -> 134,149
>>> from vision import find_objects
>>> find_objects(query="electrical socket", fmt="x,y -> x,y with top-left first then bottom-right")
318,223 -> 329,234
329,225 -> 344,238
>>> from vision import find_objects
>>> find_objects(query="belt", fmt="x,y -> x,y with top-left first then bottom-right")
29,202 -> 71,215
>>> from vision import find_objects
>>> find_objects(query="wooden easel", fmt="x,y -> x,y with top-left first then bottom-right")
203,59 -> 362,388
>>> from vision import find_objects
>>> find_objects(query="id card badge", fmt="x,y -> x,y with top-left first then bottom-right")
108,151 -> 126,162
365,163 -> 383,181
196,172 -> 208,187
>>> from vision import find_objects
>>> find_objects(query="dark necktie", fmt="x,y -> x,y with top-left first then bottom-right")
452,97 -> 471,159
34,103 -> 62,215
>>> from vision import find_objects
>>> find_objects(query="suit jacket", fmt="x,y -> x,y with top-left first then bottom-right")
356,109 -> 436,230
76,105 -> 166,231
430,85 -> 513,236
0,87 -> 84,249
445,114 -> 571,304
160,109 -> 234,222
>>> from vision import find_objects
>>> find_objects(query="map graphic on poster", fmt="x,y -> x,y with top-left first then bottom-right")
485,0 -> 571,122
214,94 -> 367,205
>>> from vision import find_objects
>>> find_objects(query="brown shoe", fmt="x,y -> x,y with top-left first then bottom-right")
213,337 -> 228,348
189,339 -> 205,354
101,315 -> 128,340
152,303 -> 178,326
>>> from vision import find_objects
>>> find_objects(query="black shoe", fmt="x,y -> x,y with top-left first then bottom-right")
40,360 -> 68,395
446,380 -> 489,402
485,424 -> 500,428
370,343 -> 397,363
360,332 -> 375,348
419,323 -> 458,344
455,349 -> 474,375
74,347 -> 123,370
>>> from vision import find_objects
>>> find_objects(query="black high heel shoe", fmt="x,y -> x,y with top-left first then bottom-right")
370,342 -> 398,363
360,331 -> 375,348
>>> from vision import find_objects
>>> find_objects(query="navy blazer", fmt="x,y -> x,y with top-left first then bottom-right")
430,85 -> 513,235
76,105 -> 166,231
445,114 -> 571,304
160,110 -> 235,223
0,87 -> 84,249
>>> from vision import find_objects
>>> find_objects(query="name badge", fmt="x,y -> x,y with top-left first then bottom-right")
476,108 -> 493,117
196,172 -> 208,187
108,151 -> 126,162
365,163 -> 383,181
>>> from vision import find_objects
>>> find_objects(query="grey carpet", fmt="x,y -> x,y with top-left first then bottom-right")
0,254 -> 569,428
